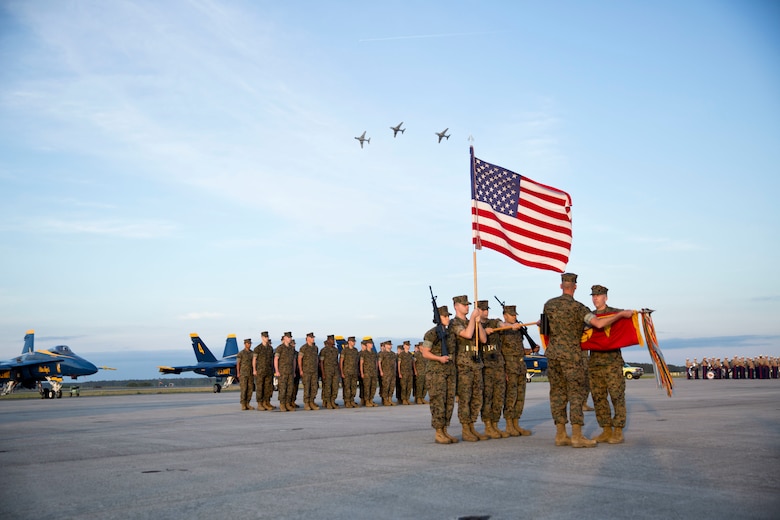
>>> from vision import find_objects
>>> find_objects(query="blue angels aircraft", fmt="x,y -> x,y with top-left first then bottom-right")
0,330 -> 110,398
158,333 -> 239,393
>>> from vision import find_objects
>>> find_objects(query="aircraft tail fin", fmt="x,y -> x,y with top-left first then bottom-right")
190,334 -> 218,363
222,334 -> 238,359
23,330 -> 35,354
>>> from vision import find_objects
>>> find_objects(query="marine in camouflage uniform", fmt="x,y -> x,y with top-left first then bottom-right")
378,341 -> 397,405
449,294 -> 488,442
359,338 -> 378,406
500,305 -> 532,436
298,332 -> 320,411
253,331 -> 276,410
340,336 -> 360,408
421,305 -> 458,444
587,284 -> 627,445
274,332 -> 297,412
237,338 -> 256,410
397,341 -> 414,405
319,335 -> 341,409
543,273 -> 634,448
478,300 -> 508,439
413,342 -> 428,404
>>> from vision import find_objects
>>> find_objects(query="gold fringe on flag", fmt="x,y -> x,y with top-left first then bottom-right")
640,309 -> 674,397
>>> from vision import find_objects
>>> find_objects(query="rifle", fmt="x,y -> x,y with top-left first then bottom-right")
494,295 -> 541,352
429,286 -> 449,358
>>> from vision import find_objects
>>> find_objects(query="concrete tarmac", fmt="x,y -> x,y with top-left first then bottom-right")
1,377 -> 778,520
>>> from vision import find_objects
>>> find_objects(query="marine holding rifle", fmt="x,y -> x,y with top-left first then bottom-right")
421,304 -> 458,444
478,300 -> 509,439
498,304 -> 533,436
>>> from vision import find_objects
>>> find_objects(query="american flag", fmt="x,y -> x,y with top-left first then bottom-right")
471,150 -> 572,272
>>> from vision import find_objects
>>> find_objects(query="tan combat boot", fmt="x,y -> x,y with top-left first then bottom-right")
516,420 -> 532,436
246,404 -> 255,410
554,423 -> 572,446
287,402 -> 296,411
470,423 -> 489,441
484,420 -> 502,440
332,401 -> 340,409
505,417 -> 520,437
583,403 -> 595,411
304,401 -> 312,411
494,420 -> 510,438
279,402 -> 289,412
241,403 -> 248,411
442,427 -> 459,443
461,423 -> 479,442
594,426 -> 613,443
571,424 -> 597,448
310,400 -> 320,410
608,427 -> 624,444
435,428 -> 451,444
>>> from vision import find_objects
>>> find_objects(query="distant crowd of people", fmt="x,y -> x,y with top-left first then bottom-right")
685,357 -> 779,380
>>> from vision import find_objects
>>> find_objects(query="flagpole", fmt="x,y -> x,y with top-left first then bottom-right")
470,140 -> 480,354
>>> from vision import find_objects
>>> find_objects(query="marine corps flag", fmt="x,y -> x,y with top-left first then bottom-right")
580,311 -> 644,351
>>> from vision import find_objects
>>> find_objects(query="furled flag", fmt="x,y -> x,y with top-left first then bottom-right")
580,311 -> 644,351
471,147 -> 572,272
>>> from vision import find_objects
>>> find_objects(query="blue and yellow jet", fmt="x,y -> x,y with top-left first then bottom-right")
0,330 -> 108,398
158,333 -> 238,393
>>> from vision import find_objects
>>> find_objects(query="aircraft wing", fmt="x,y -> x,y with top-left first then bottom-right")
158,365 -> 200,375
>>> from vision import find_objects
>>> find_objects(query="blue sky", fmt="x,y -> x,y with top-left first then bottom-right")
1,1 -> 778,380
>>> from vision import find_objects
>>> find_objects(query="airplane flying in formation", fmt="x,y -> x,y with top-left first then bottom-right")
435,128 -> 450,143
390,122 -> 405,138
355,131 -> 370,149
0,330 -> 111,398
158,333 -> 239,393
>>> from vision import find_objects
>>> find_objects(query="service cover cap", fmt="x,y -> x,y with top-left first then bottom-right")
561,272 -> 578,283
327,334 -> 335,341
283,331 -> 292,338
260,331 -> 269,338
244,338 -> 251,343
503,305 -> 517,316
477,300 -> 489,310
306,332 -> 315,338
347,336 -> 356,341
438,305 -> 452,316
590,284 -> 609,295
452,295 -> 471,305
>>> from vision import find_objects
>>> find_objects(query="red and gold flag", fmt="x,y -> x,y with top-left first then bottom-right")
580,311 -> 644,351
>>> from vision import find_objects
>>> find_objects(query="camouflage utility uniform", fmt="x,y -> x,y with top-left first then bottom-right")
275,342 -> 297,410
501,327 -> 528,424
379,349 -> 397,405
298,340 -> 319,409
398,350 -> 414,404
588,305 -> 627,429
253,340 -> 275,409
237,345 -> 255,410
320,341 -> 341,407
423,326 -> 456,429
481,317 -> 506,425
450,316 -> 484,425
413,346 -> 428,403
359,348 -> 378,406
340,342 -> 359,407
543,294 -> 595,426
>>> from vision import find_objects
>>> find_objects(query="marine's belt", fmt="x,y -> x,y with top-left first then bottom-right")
462,345 -> 479,352
483,344 -> 498,352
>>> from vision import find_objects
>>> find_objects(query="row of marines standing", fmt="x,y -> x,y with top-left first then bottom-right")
236,333 -> 431,411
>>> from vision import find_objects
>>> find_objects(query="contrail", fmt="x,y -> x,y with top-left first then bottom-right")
359,31 -> 502,42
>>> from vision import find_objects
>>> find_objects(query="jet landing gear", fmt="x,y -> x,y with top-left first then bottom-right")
38,379 -> 64,399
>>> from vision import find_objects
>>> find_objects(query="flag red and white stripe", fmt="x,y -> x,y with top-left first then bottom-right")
471,148 -> 572,272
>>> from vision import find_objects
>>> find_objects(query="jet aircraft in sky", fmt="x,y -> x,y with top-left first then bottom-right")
355,131 -> 370,148
435,128 -> 450,143
0,330 -> 108,398
158,333 -> 238,393
390,122 -> 405,138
